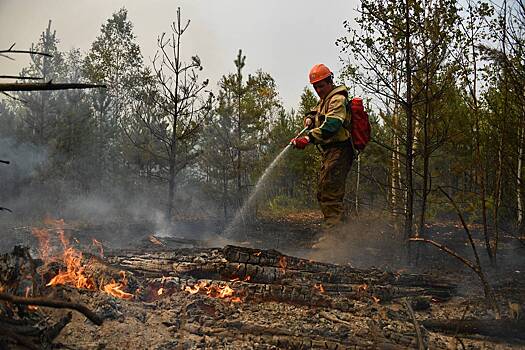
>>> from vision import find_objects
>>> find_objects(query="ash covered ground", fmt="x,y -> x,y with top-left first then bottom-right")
1,212 -> 525,349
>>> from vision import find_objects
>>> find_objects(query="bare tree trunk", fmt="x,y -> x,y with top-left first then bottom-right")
390,49 -> 402,216
390,116 -> 399,213
223,165 -> 228,222
236,55 -> 243,203
468,6 -> 493,264
167,9 -> 183,220
493,0 -> 509,262
404,0 -> 415,259
518,108 -> 525,234
418,52 -> 431,242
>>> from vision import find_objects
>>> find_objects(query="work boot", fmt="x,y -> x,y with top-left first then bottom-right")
311,234 -> 329,249
311,224 -> 346,249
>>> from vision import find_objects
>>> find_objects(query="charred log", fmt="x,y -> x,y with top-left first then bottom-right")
0,246 -> 40,295
422,318 -> 525,341
112,245 -> 456,302
181,321 -> 383,349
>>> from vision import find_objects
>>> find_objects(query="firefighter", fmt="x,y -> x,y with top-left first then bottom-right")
291,64 -> 354,245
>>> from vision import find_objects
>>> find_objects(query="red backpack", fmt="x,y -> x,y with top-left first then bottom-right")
347,97 -> 371,151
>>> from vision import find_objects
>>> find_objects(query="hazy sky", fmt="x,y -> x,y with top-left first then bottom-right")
0,0 -> 359,110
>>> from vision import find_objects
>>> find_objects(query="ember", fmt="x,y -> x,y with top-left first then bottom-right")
278,255 -> 287,272
184,280 -> 242,302
357,283 -> 368,292
24,286 -> 38,311
148,235 -> 163,246
314,283 -> 325,293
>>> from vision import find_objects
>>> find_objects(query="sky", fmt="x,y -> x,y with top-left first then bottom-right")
0,0 -> 360,111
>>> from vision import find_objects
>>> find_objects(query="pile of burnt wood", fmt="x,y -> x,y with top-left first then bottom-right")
1,235 -> 524,349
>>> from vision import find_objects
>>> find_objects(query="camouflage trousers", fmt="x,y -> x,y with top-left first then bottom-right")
317,143 -> 354,230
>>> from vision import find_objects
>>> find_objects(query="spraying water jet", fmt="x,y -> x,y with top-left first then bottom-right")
224,126 -> 309,239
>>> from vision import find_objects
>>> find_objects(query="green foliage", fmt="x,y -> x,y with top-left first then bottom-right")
5,2 -> 525,235
84,8 -> 143,88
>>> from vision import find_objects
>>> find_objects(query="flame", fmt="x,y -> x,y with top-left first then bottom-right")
157,287 -> 164,296
46,246 -> 97,289
25,287 -> 38,311
103,272 -> 133,300
229,275 -> 250,282
279,256 -> 287,272
314,283 -> 325,293
184,280 -> 241,302
218,284 -> 234,298
32,218 -> 133,300
92,239 -> 104,258
185,280 -> 207,294
254,251 -> 262,256
357,284 -> 368,292
32,227 -> 52,264
149,235 -> 163,245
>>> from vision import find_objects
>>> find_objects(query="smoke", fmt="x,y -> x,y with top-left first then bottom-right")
0,137 -> 48,187
0,135 -> 251,250
303,213 -> 406,270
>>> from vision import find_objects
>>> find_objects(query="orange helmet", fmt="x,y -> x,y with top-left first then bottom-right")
309,64 -> 332,84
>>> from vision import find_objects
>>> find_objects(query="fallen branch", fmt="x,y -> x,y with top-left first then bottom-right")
0,82 -> 106,92
0,75 -> 43,80
403,299 -> 425,350
0,43 -> 52,58
418,187 -> 501,319
409,238 -> 477,272
0,293 -> 103,325
319,310 -> 353,327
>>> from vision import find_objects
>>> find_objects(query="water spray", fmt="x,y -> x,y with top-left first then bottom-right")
224,126 -> 310,239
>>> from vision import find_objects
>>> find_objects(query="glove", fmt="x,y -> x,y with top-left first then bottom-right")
304,117 -> 313,129
291,136 -> 310,149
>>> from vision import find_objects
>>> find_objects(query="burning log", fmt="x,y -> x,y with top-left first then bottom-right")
145,276 -> 349,310
31,219 -> 138,300
0,245 -> 40,295
0,245 -> 103,350
112,245 -> 456,304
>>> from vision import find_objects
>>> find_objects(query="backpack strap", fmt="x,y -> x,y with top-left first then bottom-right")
318,86 -> 349,113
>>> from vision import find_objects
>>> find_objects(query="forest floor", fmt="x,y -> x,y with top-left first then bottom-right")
1,210 -> 525,349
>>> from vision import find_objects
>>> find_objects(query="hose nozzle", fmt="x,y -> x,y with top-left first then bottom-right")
289,126 -> 309,146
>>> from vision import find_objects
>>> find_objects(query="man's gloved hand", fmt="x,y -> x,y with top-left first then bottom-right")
291,136 -> 310,149
304,117 -> 313,129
